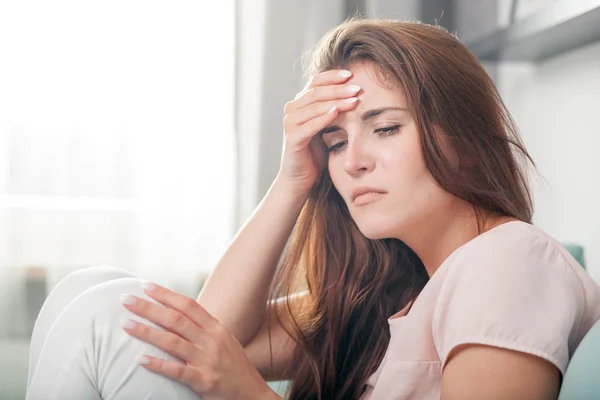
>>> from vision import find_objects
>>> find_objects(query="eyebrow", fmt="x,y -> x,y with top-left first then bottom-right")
319,107 -> 409,136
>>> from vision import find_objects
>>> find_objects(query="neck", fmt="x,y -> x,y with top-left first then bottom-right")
401,202 -> 514,278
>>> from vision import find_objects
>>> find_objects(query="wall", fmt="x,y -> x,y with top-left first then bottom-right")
497,42 -> 600,281
451,0 -> 600,280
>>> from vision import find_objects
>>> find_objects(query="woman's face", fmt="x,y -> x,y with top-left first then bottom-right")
323,62 -> 454,240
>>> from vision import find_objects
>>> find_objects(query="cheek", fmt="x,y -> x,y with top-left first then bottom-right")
380,145 -> 426,184
378,139 -> 437,215
384,154 -> 447,222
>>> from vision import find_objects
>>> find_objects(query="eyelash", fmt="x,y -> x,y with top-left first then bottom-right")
327,125 -> 401,154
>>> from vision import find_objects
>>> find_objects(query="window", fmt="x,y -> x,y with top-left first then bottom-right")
0,0 -> 235,338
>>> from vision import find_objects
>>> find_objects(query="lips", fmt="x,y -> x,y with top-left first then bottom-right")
353,191 -> 386,206
351,187 -> 387,205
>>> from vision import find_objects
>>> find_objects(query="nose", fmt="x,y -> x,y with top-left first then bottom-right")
343,138 -> 375,176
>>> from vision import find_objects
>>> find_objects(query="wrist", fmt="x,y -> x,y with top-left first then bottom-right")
270,176 -> 311,207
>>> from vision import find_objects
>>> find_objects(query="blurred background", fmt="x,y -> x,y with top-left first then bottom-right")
0,0 -> 599,398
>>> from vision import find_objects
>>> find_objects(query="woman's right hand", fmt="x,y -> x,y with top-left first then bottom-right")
276,69 -> 361,195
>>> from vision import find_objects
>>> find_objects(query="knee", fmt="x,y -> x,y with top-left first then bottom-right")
63,276 -> 162,329
53,265 -> 135,295
35,277 -> 196,398
61,265 -> 134,284
39,266 -> 138,323
59,277 -> 180,364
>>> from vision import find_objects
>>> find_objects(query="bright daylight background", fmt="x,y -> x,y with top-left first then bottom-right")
0,1 -> 235,396
1,0 -> 600,398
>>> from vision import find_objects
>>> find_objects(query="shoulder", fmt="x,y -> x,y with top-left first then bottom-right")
441,221 -> 583,288
432,221 -> 590,373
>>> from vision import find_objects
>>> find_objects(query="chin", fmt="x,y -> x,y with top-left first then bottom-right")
353,217 -> 398,240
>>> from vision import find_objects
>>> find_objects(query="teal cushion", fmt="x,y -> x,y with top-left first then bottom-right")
562,243 -> 585,269
559,318 -> 600,399
268,380 -> 290,396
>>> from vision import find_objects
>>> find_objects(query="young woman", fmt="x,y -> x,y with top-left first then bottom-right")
27,19 -> 600,400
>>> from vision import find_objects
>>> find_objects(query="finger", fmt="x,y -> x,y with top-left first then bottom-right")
140,281 -> 218,329
285,69 -> 353,113
123,319 -> 203,365
138,355 -> 202,392
292,105 -> 340,149
286,96 -> 358,127
290,82 -> 360,113
309,69 -> 352,88
121,294 -> 204,343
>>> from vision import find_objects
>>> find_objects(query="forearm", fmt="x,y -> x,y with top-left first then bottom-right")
197,177 -> 307,345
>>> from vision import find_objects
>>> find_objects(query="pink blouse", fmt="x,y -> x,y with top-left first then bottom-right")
360,221 -> 600,399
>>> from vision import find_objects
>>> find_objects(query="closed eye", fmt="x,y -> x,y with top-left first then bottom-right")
375,125 -> 401,137
327,141 -> 347,154
327,125 -> 402,154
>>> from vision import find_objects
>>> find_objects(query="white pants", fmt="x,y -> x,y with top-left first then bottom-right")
26,265 -> 202,400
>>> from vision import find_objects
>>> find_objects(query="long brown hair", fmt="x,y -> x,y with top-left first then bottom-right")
269,18 -> 535,399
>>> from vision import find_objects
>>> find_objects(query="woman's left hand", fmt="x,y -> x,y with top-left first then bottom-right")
119,281 -> 280,400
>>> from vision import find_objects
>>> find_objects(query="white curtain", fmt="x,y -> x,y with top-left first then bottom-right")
0,0 -> 235,338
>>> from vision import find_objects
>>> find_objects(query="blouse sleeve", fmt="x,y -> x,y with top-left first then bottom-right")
432,231 -> 585,375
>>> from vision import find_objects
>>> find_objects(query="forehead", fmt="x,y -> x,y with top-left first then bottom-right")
336,62 -> 409,124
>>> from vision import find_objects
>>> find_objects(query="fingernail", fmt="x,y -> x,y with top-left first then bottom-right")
338,70 -> 352,78
345,85 -> 361,93
328,106 -> 337,114
121,318 -> 137,330
138,355 -> 151,365
141,281 -> 156,291
344,97 -> 358,103
120,294 -> 136,306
